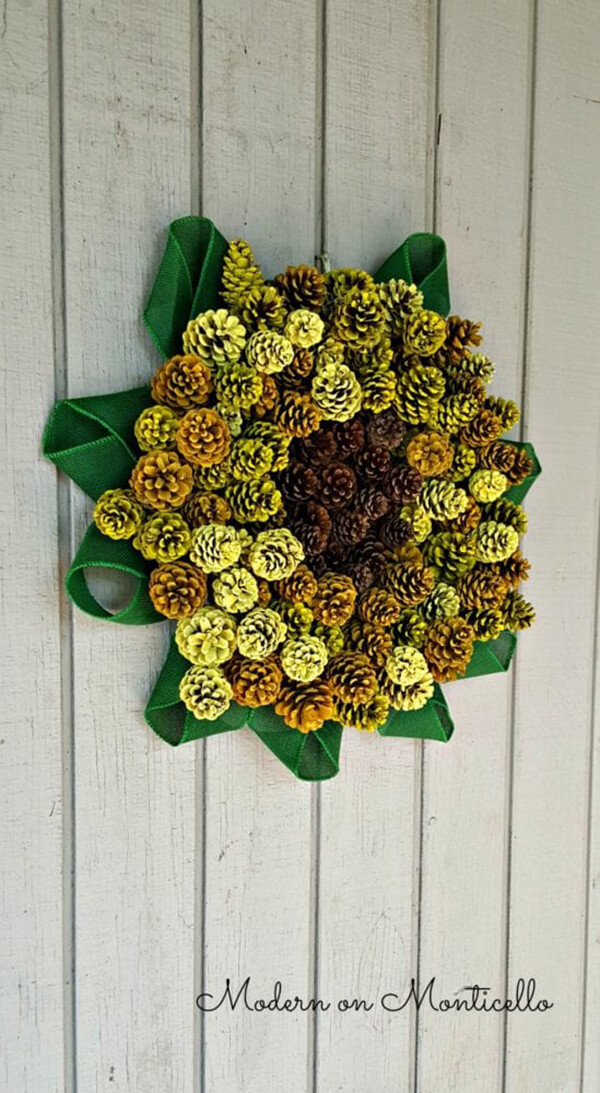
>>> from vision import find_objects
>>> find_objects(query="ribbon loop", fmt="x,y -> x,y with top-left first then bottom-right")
66,523 -> 163,625
374,232 -> 450,316
143,217 -> 229,360
43,386 -> 152,499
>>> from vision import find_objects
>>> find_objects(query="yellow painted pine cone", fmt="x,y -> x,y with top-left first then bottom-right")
275,678 -> 334,732
130,450 -> 193,511
360,370 -> 396,413
444,442 -> 477,482
485,395 -> 520,431
251,372 -> 280,418
312,572 -> 357,626
333,694 -> 390,732
244,421 -> 290,472
284,308 -> 325,348
215,363 -> 263,411
384,562 -> 435,608
464,607 -> 504,642
179,666 -> 233,720
225,479 -> 282,523
457,568 -> 509,610
183,309 -> 246,365
221,238 -> 264,308
193,456 -> 232,492
502,589 -> 535,630
230,438 -> 274,481
236,608 -> 287,660
93,488 -> 144,540
280,635 -> 329,682
423,531 -> 477,583
326,652 -> 377,703
175,607 -> 237,667
424,617 -> 475,682
176,408 -> 231,466
358,587 -> 402,627
133,511 -> 191,562
394,363 -> 445,425
469,469 -> 507,502
406,431 -> 454,477
345,620 -> 392,668
228,654 -> 283,707
385,644 -> 431,686
475,521 -> 520,563
241,284 -> 288,331
420,478 -> 469,521
273,600 -> 314,636
212,566 -> 259,613
378,279 -> 424,337
403,309 -> 447,356
314,623 -> 345,655
134,405 -> 180,451
249,528 -> 304,581
379,670 -> 434,712
276,390 -> 322,437
151,354 -> 213,410
394,609 -> 429,648
460,409 -> 503,448
189,523 -> 242,573
246,331 -> 295,374
311,363 -> 362,422
149,561 -> 207,619
489,550 -> 531,589
331,286 -> 386,347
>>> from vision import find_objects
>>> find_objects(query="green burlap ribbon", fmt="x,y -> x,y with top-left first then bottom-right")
43,217 -> 541,780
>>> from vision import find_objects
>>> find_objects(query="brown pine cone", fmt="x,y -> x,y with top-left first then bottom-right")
505,447 -> 533,485
345,620 -> 392,667
320,463 -> 357,509
357,486 -> 389,521
334,418 -> 366,458
176,408 -> 231,466
333,509 -> 370,546
149,561 -> 207,619
381,515 -> 413,550
276,390 -> 322,437
358,586 -> 402,626
252,372 -> 280,418
326,652 -> 377,703
457,568 -> 509,610
281,348 -> 314,388
386,464 -> 423,504
479,441 -> 517,476
292,502 -> 332,555
355,444 -> 391,481
131,450 -> 193,510
151,354 -> 213,410
347,559 -> 377,594
280,460 -> 319,502
424,617 -> 475,682
442,315 -> 483,363
489,550 -> 531,588
406,431 -> 454,476
299,427 -> 339,465
365,408 -> 406,449
275,563 -> 318,604
384,561 -> 434,607
312,572 -> 357,625
183,491 -> 231,528
460,409 -> 503,448
274,265 -> 327,310
228,654 -> 283,707
353,534 -> 388,575
275,678 -> 334,732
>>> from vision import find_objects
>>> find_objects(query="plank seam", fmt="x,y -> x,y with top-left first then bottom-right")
49,0 -> 76,1087
579,458 -> 600,1091
413,1 -> 441,1089
501,1 -> 539,1089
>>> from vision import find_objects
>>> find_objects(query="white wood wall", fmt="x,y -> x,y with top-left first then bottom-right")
1,1 -> 599,1090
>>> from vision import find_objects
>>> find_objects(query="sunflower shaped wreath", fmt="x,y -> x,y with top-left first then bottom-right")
43,218 -> 540,781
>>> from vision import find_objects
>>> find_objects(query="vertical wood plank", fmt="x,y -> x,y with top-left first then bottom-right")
0,3 -> 66,1089
60,2 -> 197,1088
584,532 -> 600,1090
416,2 -> 533,1090
506,2 -> 600,1090
316,3 -> 433,1088
200,4 -> 319,1090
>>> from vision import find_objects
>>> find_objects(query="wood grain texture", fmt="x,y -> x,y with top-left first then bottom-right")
60,2 -> 197,1089
316,3 -> 432,1089
0,2 -> 66,1090
505,2 -> 600,1090
416,2 -> 533,1090
201,4 -> 319,1091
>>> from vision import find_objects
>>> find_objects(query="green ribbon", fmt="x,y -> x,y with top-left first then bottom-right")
374,233 -> 450,316
43,215 -> 541,778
